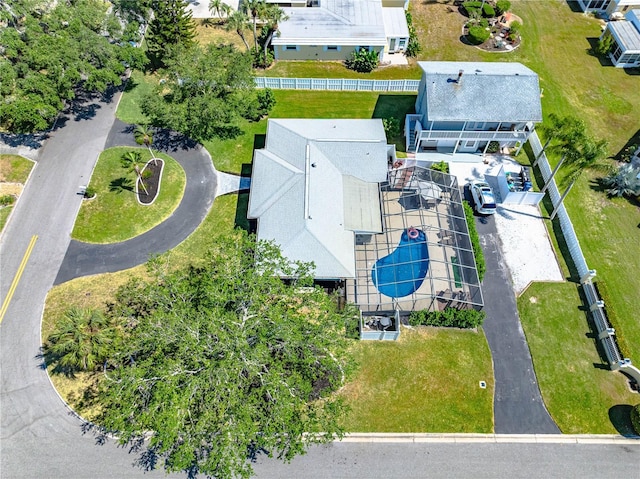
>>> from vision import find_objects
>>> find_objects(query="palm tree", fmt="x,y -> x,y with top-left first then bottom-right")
44,307 -> 116,375
549,136 -> 610,220
226,10 -> 251,50
134,124 -> 156,163
534,114 -> 585,168
261,5 -> 288,58
209,0 -> 223,18
241,0 -> 266,51
121,150 -> 149,195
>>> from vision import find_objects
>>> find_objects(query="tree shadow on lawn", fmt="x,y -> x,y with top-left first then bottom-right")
585,38 -> 614,67
608,404 -> 638,436
110,177 -> 134,193
372,95 -> 416,125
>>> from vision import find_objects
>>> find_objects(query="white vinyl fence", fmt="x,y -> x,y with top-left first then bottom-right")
530,132 -> 640,387
255,77 -> 420,92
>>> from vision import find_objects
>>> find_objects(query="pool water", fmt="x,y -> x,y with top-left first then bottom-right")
372,229 -> 429,298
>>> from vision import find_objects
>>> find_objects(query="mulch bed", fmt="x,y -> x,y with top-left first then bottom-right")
137,159 -> 163,205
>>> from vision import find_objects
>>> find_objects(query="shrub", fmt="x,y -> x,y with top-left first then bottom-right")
631,404 -> 640,435
345,48 -> 379,73
463,1 -> 482,17
619,143 -> 639,162
496,0 -> 511,15
256,88 -> 276,119
83,186 -> 96,199
383,117 -> 400,140
409,308 -> 486,329
405,11 -> 421,58
252,48 -> 274,69
509,21 -> 521,36
482,3 -> 495,17
486,141 -> 500,153
0,194 -> 16,206
464,201 -> 486,281
602,164 -> 640,198
430,160 -> 449,173
468,25 -> 490,45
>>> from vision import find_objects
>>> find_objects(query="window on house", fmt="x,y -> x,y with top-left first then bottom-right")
357,46 -> 372,52
284,45 -> 298,51
326,45 -> 339,51
611,43 -> 623,62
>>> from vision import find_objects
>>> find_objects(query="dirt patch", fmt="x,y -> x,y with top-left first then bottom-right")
0,183 -> 23,196
137,159 -> 164,205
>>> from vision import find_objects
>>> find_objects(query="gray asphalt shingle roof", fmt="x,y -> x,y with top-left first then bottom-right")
417,61 -> 543,123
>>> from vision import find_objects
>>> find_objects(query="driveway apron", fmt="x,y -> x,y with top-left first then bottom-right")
476,216 -> 560,434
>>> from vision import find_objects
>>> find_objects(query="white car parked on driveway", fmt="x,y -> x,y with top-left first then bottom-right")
470,180 -> 497,215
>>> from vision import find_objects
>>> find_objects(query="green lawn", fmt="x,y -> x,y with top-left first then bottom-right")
116,70 -> 155,125
519,282 -> 638,435
71,147 -> 186,243
342,327 -> 494,433
0,154 -> 34,182
0,154 -> 35,232
204,90 -> 416,174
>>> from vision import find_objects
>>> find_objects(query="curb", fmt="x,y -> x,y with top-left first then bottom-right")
340,433 -> 640,445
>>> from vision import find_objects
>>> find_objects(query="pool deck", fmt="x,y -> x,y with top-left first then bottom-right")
348,180 -> 481,313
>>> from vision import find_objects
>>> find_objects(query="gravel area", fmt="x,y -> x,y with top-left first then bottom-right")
493,204 -> 564,294
449,157 -> 564,294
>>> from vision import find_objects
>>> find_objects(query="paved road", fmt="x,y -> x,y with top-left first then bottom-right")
54,120 -> 216,284
0,92 -> 126,475
476,214 -> 560,434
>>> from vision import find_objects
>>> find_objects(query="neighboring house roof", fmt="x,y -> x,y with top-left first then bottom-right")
247,119 -> 388,279
273,0 -> 387,46
609,14 -> 640,52
382,7 -> 409,38
417,61 -> 543,123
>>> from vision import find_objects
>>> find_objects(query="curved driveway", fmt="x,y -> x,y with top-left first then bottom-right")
54,120 -> 216,284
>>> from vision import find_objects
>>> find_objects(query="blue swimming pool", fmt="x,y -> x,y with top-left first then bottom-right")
372,229 -> 429,298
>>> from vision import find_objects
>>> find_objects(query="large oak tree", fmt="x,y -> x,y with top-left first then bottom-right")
97,232 -> 356,478
0,0 -> 147,133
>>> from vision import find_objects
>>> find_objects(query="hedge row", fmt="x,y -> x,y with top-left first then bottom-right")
593,280 -> 631,359
463,201 -> 486,281
409,307 -> 486,329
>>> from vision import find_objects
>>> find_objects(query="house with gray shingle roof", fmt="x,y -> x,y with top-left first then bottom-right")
247,119 -> 390,279
405,61 -> 542,161
600,10 -> 640,67
272,0 -> 409,61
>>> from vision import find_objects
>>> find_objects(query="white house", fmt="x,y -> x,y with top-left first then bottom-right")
247,119 -> 389,279
405,61 -> 543,163
272,0 -> 409,61
576,0 -> 640,17
601,9 -> 640,67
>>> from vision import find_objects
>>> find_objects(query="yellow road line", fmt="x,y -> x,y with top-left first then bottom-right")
0,235 -> 38,324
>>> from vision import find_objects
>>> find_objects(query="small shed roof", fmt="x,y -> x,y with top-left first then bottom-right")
609,18 -> 640,52
248,119 -> 389,279
417,61 -> 543,123
273,0 -> 387,46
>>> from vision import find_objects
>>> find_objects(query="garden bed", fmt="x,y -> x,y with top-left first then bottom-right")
137,158 -> 164,206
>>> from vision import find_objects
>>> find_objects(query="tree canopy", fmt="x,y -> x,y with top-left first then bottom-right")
140,43 -> 271,141
92,232 -> 355,478
0,0 -> 147,133
146,0 -> 196,69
